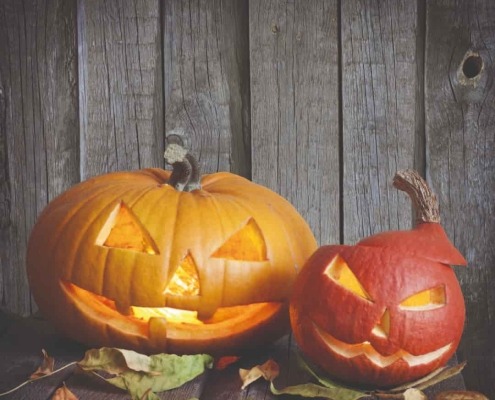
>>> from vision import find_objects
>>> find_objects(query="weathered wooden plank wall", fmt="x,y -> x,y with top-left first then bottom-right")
250,0 -> 340,244
341,0 -> 422,243
0,0 -> 79,316
78,0 -> 164,177
425,0 -> 495,394
0,0 -> 493,397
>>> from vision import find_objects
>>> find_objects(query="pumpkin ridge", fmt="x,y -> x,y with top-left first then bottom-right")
162,186 -> 183,293
70,185 -> 154,292
34,182 -> 124,264
127,187 -> 178,302
140,168 -> 171,183
116,186 -> 168,305
218,191 -> 296,304
66,187 -> 137,285
205,192 -> 229,307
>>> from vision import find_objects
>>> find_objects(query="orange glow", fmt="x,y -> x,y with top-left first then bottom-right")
400,285 -> 446,310
96,202 -> 159,254
211,218 -> 267,261
324,255 -> 371,300
313,322 -> 451,368
164,252 -> 200,296
132,306 -> 202,325
372,308 -> 391,338
63,281 -> 277,327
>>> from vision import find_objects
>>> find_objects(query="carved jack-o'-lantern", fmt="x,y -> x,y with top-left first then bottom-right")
290,170 -> 467,387
27,144 -> 317,355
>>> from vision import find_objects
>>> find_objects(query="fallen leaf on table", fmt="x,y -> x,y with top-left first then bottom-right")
51,383 -> 78,400
270,381 -> 367,400
387,362 -> 467,393
138,388 -> 153,400
403,388 -> 427,400
239,359 -> 280,389
215,356 -> 240,370
78,347 -> 158,375
292,353 -> 367,399
30,349 -> 55,379
434,391 -> 489,400
78,348 -> 213,400
239,357 -> 366,400
0,350 -> 78,397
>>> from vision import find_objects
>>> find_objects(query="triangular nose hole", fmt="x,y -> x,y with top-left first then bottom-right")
96,201 -> 159,254
372,308 -> 391,339
165,252 -> 200,296
211,218 -> 267,261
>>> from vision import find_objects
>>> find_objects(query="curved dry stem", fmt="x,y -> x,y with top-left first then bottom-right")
0,362 -> 77,397
164,144 -> 201,191
393,170 -> 440,225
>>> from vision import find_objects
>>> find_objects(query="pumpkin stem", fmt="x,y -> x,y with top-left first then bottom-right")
393,169 -> 441,224
164,144 -> 201,191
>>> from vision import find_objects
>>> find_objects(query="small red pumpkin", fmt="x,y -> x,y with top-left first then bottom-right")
290,170 -> 466,387
27,144 -> 317,355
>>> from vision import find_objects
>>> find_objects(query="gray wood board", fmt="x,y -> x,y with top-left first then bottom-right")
78,0 -> 164,178
163,0 -> 250,176
0,0 -> 79,316
425,0 -> 495,397
249,0 -> 340,245
341,0 -> 422,243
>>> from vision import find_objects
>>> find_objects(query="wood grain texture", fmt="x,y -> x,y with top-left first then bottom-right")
249,0 -> 340,245
425,0 -> 495,397
0,315 -> 83,399
341,0 -> 422,244
163,0 -> 250,176
78,0 -> 163,178
0,0 -> 79,316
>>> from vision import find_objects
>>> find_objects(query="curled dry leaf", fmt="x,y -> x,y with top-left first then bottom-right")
30,349 -> 55,379
51,383 -> 78,400
78,347 -> 157,376
239,359 -> 280,389
403,388 -> 427,400
79,348 -> 213,400
373,362 -> 467,399
434,391 -> 489,400
269,381 -> 367,400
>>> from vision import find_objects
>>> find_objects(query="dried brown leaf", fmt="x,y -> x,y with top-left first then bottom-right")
51,383 -> 78,400
30,349 -> 55,379
378,362 -> 467,396
138,388 -> 153,400
239,359 -> 280,389
403,388 -> 427,400
434,390 -> 489,400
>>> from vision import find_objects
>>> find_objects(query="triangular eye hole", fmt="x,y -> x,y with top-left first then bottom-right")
95,201 -> 159,254
324,254 -> 372,301
399,285 -> 446,311
211,218 -> 268,261
165,252 -> 200,296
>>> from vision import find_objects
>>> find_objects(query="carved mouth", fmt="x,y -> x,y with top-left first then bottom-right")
313,322 -> 452,368
61,281 -> 283,345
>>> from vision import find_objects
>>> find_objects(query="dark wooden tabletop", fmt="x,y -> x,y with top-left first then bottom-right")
0,311 -> 466,400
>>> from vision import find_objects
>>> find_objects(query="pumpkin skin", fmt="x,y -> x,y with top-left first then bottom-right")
27,167 -> 317,355
290,171 -> 467,388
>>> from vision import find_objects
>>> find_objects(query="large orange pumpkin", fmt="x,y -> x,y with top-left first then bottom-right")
27,144 -> 317,355
290,170 -> 466,387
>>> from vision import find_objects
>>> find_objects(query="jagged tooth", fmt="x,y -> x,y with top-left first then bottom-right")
148,317 -> 168,350
115,300 -> 133,316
